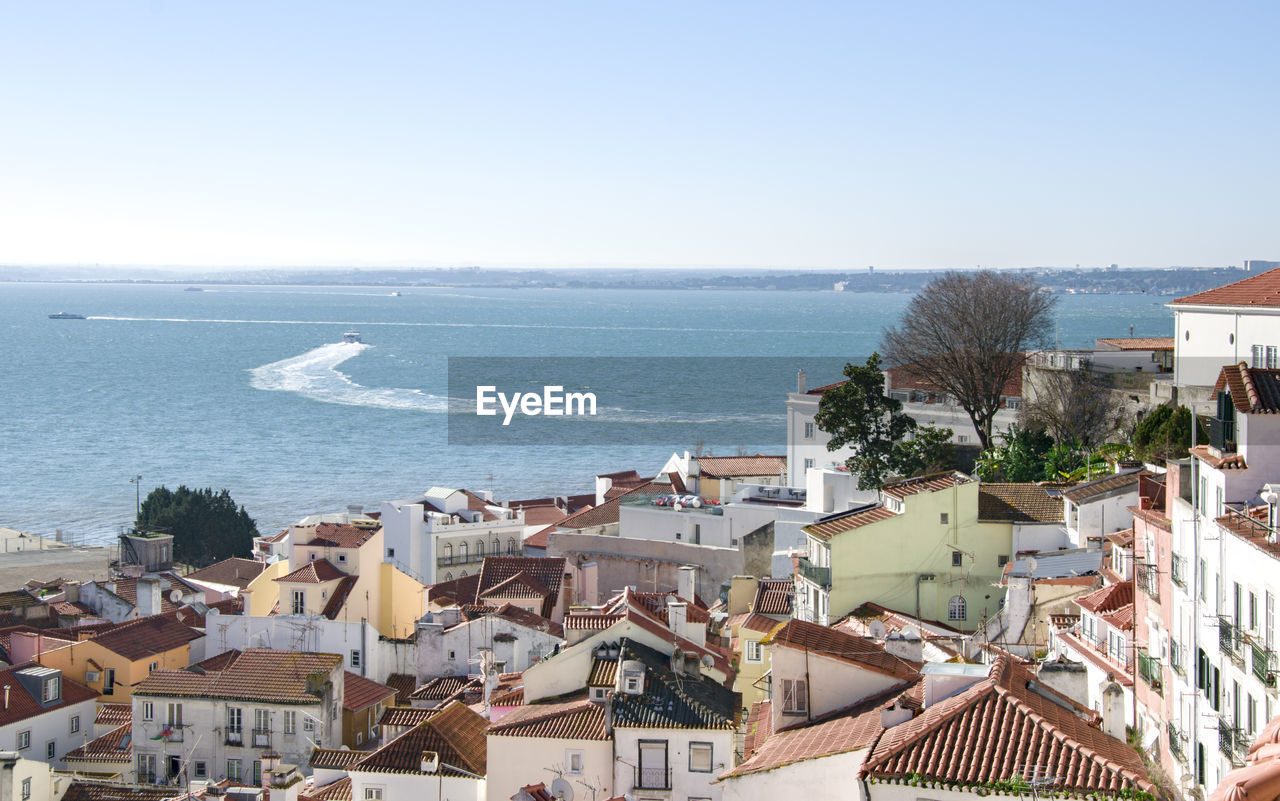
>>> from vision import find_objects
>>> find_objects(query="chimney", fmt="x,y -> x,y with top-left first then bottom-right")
64,581 -> 80,603
668,601 -> 688,641
727,576 -> 758,616
797,369 -> 806,394
136,576 -> 162,618
1036,655 -> 1090,709
4,686 -> 9,710
1100,678 -> 1126,740
346,504 -> 363,517
884,629 -> 923,664
420,750 -> 440,774
880,700 -> 912,729
677,565 -> 698,603
9,633 -> 41,665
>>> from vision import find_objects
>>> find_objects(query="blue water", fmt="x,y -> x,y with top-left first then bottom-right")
0,282 -> 1175,543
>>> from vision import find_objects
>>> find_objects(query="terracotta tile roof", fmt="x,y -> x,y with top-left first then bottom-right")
1173,266 -> 1280,308
1102,604 -> 1135,631
739,613 -> 784,635
95,703 -> 132,727
352,700 -> 487,776
263,528 -> 290,543
522,527 -> 551,550
1216,505 -> 1280,560
880,471 -> 974,499
306,522 -> 378,549
0,589 -> 40,610
843,601 -> 964,637
626,591 -> 711,625
1215,363 -> 1280,414
519,783 -> 556,801
301,777 -> 352,801
61,784 -> 181,801
463,490 -> 504,522
343,671 -> 396,712
724,683 -> 916,778
1191,445 -> 1249,470
52,601 -> 96,616
565,612 -> 622,630
485,603 -> 564,638
383,673 -> 416,706
860,657 -> 1155,795
379,706 -> 441,728
410,675 -> 481,703
611,639 -> 737,730
100,578 -> 179,615
587,658 -> 618,687
134,648 -> 342,704
276,559 -> 348,584
804,504 -> 898,540
90,614 -> 202,661
1076,581 -> 1134,615
765,620 -> 921,680
427,573 -> 482,606
65,724 -> 132,764
978,483 -> 1065,523
1105,529 -> 1135,547
1062,470 -> 1146,503
742,700 -> 772,760
805,380 -> 847,395
184,557 -> 265,589
0,663 -> 98,727
752,579 -> 794,616
192,649 -> 242,672
477,557 -> 565,618
489,684 -> 525,707
697,454 -> 786,478
479,571 -> 552,600
1095,337 -> 1175,351
488,697 -> 609,740
309,748 -> 366,769
320,575 -> 358,620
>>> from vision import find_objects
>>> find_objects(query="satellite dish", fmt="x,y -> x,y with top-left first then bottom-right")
551,778 -> 574,801
700,654 -> 714,669
207,609 -> 219,617
170,589 -> 183,603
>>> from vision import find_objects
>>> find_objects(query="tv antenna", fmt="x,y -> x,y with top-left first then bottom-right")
1015,764 -> 1062,800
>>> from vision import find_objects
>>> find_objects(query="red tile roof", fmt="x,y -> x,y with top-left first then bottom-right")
564,613 -> 622,631
1215,363 -> 1280,415
477,557 -> 565,618
192,649 -> 242,672
306,522 -> 378,549
300,777 -> 352,801
804,505 -> 898,540
276,559 -> 348,584
1095,337 -> 1175,351
697,455 -> 786,478
880,471 -> 973,499
320,575 -> 358,620
410,675 -> 481,703
61,784 -> 181,801
134,649 -> 342,704
752,579 -> 794,616
352,700 -> 487,777
1173,266 -> 1280,308
342,671 -> 396,712
765,620 -> 921,680
101,577 -> 179,615
309,748 -> 366,770
383,673 -> 416,706
978,483 -> 1066,523
487,697 -> 609,740
519,783 -> 556,801
1191,445 -> 1249,470
860,657 -> 1155,795
468,602 -> 564,638
739,613 -> 783,635
90,614 -> 202,661
1062,470 -> 1147,503
95,702 -> 132,727
64,724 -> 131,764
185,557 -> 266,589
742,700 -> 772,760
0,663 -> 98,727
479,571 -> 552,601
1076,581 -> 1134,615
379,706 -> 440,729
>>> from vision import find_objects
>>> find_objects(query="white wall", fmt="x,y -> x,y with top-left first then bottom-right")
0,697 -> 97,768
350,769 -> 483,801
486,735 -> 612,801
416,614 -> 563,681
209,613 -> 417,684
767,646 -> 904,734
1012,522 -> 1071,554
1173,306 -> 1280,389
619,503 -> 778,549
721,748 -> 868,801
613,726 -> 733,801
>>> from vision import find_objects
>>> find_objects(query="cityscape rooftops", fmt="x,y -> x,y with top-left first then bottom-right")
1172,265 -> 1280,308
978,482 -> 1067,523
134,648 -> 342,704
696,454 -> 786,478
1215,363 -> 1280,414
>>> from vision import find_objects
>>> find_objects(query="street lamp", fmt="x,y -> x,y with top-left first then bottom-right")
129,474 -> 143,520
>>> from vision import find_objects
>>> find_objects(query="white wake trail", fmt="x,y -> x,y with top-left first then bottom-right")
248,343 -> 447,412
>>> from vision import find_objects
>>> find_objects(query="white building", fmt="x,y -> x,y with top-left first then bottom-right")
381,488 -> 526,585
416,603 -> 563,680
1169,266 -> 1280,395
0,664 -> 98,769
131,649 -> 344,786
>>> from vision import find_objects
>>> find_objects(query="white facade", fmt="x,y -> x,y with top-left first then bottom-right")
1172,304 -> 1280,390
612,725 -> 733,801
416,610 -> 563,680
208,613 -> 415,684
0,685 -> 96,769
767,645 -> 903,734
381,491 -> 526,585
720,748 -> 867,801
1064,486 -> 1140,549
618,500 -> 778,549
350,767 -> 483,801
486,734 -> 612,801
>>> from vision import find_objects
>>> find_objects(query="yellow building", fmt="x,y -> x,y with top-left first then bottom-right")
724,577 -> 792,713
797,472 -> 1013,632
38,614 -> 202,701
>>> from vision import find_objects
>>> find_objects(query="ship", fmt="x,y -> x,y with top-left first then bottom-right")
48,312 -> 86,320
342,331 -> 362,343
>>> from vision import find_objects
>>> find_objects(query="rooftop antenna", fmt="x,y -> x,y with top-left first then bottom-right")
1015,764 -> 1063,801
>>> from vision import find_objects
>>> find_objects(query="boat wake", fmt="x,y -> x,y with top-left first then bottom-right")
248,343 -> 447,412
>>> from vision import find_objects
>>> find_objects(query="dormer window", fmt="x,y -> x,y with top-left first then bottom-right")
42,676 -> 60,703
337,554 -> 346,563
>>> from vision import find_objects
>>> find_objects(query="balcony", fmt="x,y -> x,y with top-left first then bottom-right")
634,766 -> 672,790
163,728 -> 184,743
1221,617 -> 1245,665
1220,718 -> 1247,767
1137,650 -> 1163,695
1171,554 -> 1187,589
1252,640 -> 1277,688
226,730 -> 243,746
620,493 -> 729,515
1168,722 -> 1187,763
252,729 -> 271,748
436,552 -> 486,568
1209,415 -> 1236,453
1170,640 -> 1186,677
796,557 -> 830,588
1135,562 -> 1160,603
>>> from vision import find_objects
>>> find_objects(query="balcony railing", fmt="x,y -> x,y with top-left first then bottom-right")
1252,640 -> 1278,688
252,729 -> 270,747
164,728 -> 184,743
1171,554 -> 1187,589
1209,415 -> 1237,453
1221,617 -> 1244,664
635,766 -> 672,790
226,730 -> 243,746
1220,718 -> 1247,767
1138,650 -> 1163,694
1168,722 -> 1187,763
796,557 -> 830,588
436,553 -> 486,568
1135,562 -> 1160,603
1170,640 -> 1186,677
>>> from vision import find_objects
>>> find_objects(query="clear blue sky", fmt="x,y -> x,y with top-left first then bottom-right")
1,2 -> 1277,270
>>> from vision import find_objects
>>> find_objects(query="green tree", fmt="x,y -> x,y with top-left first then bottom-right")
974,426 -> 1055,482
1132,405 -> 1207,462
815,354 -> 954,489
135,485 -> 259,567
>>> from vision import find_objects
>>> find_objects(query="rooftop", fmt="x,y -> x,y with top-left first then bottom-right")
803,503 -> 897,541
978,483 -> 1066,523
1215,363 -> 1280,415
275,558 -> 348,584
1095,336 -> 1176,351
610,638 -> 738,730
350,700 -> 487,777
880,471 -> 974,500
488,697 -> 609,740
765,619 -> 921,680
342,671 -> 396,712
0,663 -> 98,727
1172,266 -> 1280,308
752,578 -> 794,616
1061,469 -> 1146,503
184,557 -> 266,589
306,522 -> 378,549
134,648 -> 342,704
90,614 -> 202,661
64,724 -> 132,764
697,454 -> 786,478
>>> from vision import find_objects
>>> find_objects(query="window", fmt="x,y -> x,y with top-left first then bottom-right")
951,551 -> 963,567
459,542 -> 468,561
227,759 -> 242,781
194,761 -> 207,779
957,435 -> 969,443
387,547 -> 395,558
507,537 -> 517,555
21,778 -> 29,801
103,668 -> 115,696
365,790 -> 384,801
16,730 -> 29,750
70,715 -> 80,734
781,678 -> 808,714
689,742 -> 713,772
1269,592 -> 1276,649
351,650 -> 362,668
167,703 -> 183,726
253,759 -> 262,785
948,595 -> 967,621
304,717 -> 316,732
228,707 -> 243,734
46,740 -> 56,760
1252,592 -> 1260,632
804,422 -> 815,439
998,554 -> 1010,568
940,513 -> 949,524
448,650 -> 456,660
745,639 -> 763,663
138,754 -> 157,784
566,749 -> 584,775
692,523 -> 701,544
309,552 -> 316,561
1254,345 -> 1266,368
291,589 -> 305,614
476,539 -> 485,558
284,710 -> 297,734
804,458 -> 815,470
337,553 -> 346,563
43,675 -> 61,702
143,702 -> 154,721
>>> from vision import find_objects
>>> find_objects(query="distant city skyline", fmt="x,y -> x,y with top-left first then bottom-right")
2,2 -> 1278,270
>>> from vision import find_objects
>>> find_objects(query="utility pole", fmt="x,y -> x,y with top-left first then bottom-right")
129,474 -> 143,521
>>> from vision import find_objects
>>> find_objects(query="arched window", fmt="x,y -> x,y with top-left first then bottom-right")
443,572 -> 453,582
507,538 -> 517,555
459,542 -> 468,562
948,595 -> 967,621
443,543 -> 452,564
459,569 -> 467,577
493,537 -> 501,554
476,539 -> 485,558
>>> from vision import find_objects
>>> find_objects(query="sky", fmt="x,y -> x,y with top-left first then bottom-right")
1,2 -> 1277,271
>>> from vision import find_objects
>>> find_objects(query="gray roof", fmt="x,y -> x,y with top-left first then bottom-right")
1005,548 -> 1102,580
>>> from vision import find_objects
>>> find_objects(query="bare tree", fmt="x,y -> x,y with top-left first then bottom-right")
881,270 -> 1056,450
1021,365 -> 1123,447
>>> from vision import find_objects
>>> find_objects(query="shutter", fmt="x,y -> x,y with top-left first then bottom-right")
796,679 -> 808,712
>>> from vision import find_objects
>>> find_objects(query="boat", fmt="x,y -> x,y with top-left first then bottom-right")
390,291 -> 402,297
342,331 -> 362,343
184,287 -> 204,292
48,312 -> 86,320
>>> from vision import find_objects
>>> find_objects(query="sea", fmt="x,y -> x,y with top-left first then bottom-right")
0,282 -> 1177,545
